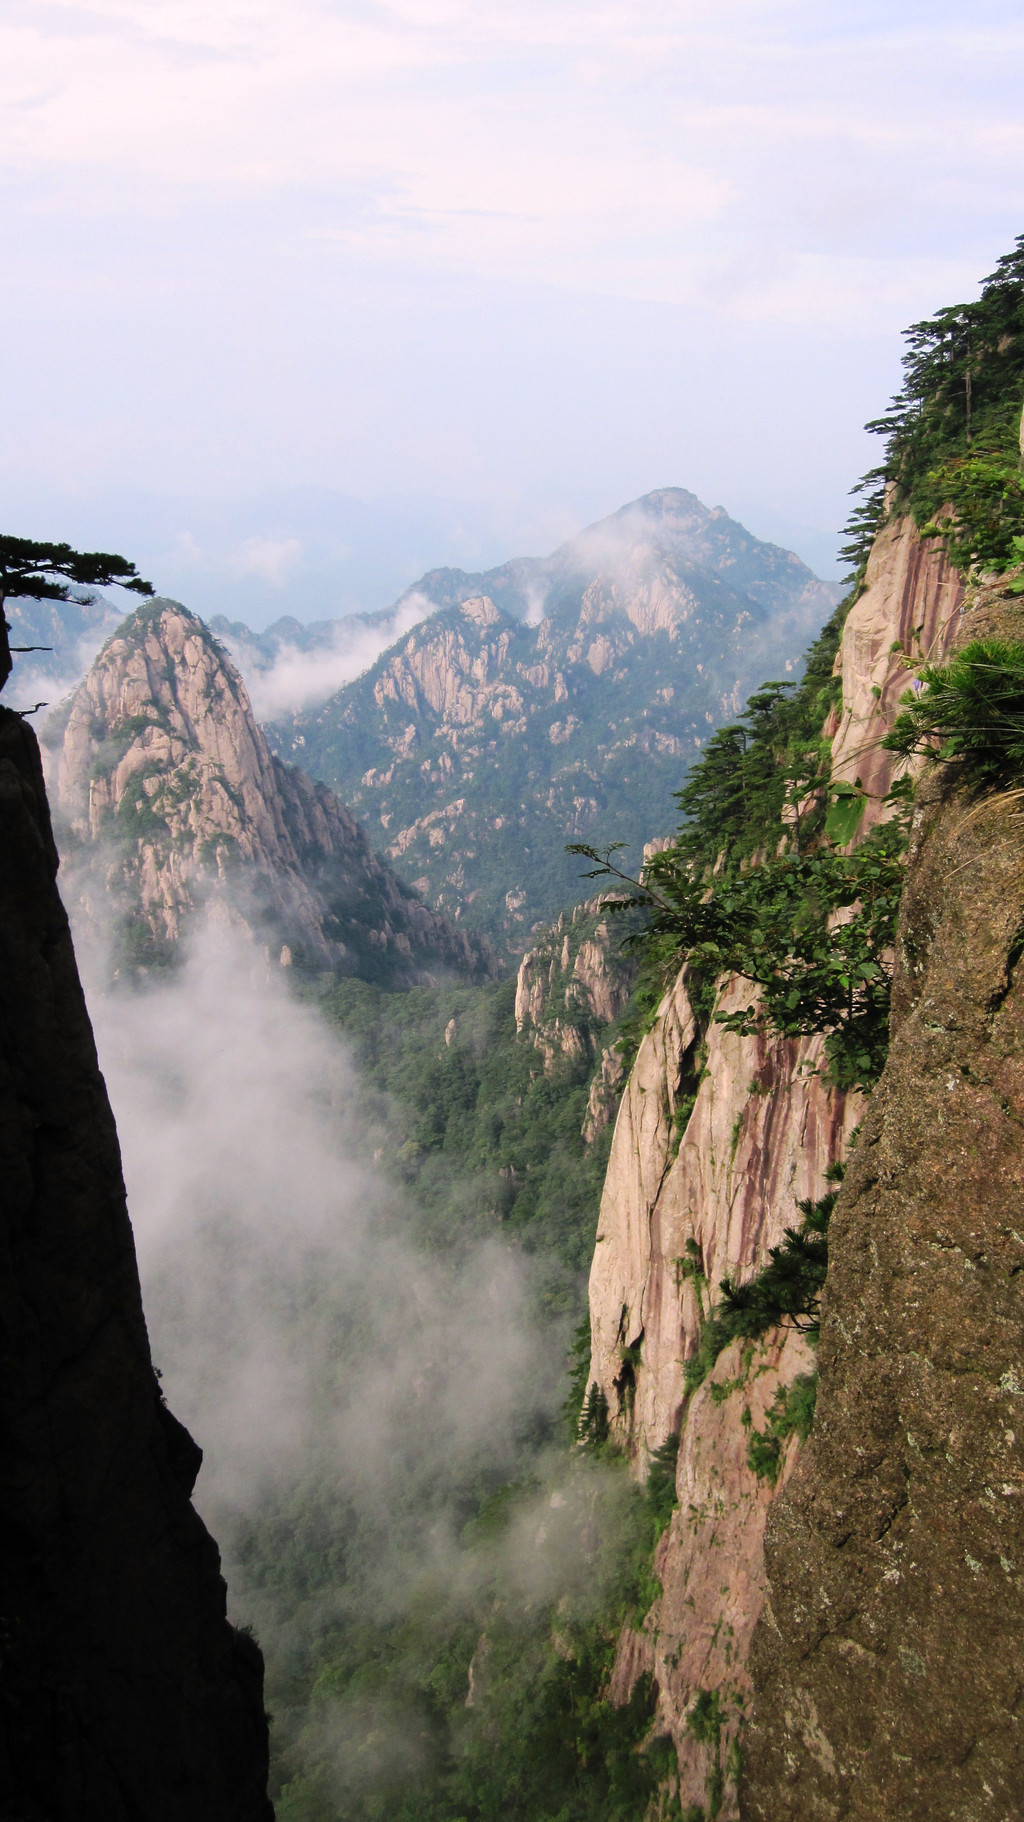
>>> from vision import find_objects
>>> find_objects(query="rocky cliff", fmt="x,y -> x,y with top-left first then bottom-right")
740,576 -> 1024,1819
0,704 -> 272,1818
44,599 -> 495,986
514,895 -> 636,1081
268,490 -> 839,948
583,519 -> 964,1818
829,506 -> 964,828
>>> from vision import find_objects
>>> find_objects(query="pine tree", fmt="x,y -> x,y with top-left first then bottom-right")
0,535 -> 153,693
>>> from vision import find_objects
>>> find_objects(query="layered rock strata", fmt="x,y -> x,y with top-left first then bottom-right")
741,581 -> 1024,1820
45,600 -> 494,986
0,705 -> 272,1819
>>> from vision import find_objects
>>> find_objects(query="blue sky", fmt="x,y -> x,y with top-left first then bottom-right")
2,0 -> 1024,617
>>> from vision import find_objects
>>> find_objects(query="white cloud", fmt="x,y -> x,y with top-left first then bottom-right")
226,588 -> 435,718
230,534 -> 304,584
2,0 -> 1021,318
77,912 -> 559,1516
1,0 -> 1023,552
523,579 -> 549,627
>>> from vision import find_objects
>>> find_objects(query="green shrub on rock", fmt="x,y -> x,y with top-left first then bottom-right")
884,638 -> 1024,788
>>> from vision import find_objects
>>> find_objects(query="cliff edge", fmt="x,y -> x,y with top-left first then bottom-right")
740,583 -> 1024,1818
581,520 -> 964,1816
0,705 -> 272,1818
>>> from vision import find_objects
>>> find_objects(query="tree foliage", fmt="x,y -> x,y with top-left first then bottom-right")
666,610 -> 847,877
0,533 -> 153,692
839,235 -> 1024,582
573,823 -> 905,1092
683,1172 -> 842,1396
918,454 -> 1024,577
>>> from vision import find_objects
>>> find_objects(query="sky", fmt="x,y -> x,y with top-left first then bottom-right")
3,0 -> 1024,621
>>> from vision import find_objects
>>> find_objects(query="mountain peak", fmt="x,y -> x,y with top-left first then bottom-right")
45,599 -> 496,985
274,493 -> 840,948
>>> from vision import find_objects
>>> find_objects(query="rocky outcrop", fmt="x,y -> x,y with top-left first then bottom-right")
273,490 -> 839,947
588,979 -> 857,1459
582,514 -> 965,1818
740,581 -> 1024,1820
44,600 -> 495,986
514,896 -> 637,1075
829,513 -> 963,831
0,705 -> 271,1818
581,1043 -> 626,1143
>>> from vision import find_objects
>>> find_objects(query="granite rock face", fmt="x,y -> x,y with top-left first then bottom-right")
45,599 -> 494,986
0,706 -> 272,1819
586,972 -> 859,1814
583,519 -> 964,1817
829,512 -> 963,831
741,582 -> 1024,1821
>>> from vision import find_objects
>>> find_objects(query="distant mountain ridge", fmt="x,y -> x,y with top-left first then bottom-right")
255,489 -> 840,948
216,487 -> 836,654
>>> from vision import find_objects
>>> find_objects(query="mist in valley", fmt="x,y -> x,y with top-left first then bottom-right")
67,897 -> 648,1816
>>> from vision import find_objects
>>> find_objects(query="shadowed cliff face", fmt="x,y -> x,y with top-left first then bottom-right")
740,583 -> 1024,1820
0,706 -> 272,1819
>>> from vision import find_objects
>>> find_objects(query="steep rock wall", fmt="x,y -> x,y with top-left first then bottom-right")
585,520 -> 962,1817
587,975 -> 859,1812
830,513 -> 963,827
741,583 -> 1024,1818
0,705 -> 272,1819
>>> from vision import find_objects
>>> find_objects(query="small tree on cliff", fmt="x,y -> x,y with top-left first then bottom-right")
0,535 -> 154,694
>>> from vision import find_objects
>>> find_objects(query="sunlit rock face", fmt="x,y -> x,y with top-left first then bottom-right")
581,519 -> 965,1818
0,706 -> 273,1820
586,968 -> 859,1815
829,513 -> 963,831
44,598 -> 495,986
742,576 -> 1024,1822
271,489 -> 840,949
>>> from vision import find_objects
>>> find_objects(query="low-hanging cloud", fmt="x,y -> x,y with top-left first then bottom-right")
225,591 -> 436,721
230,535 -> 305,586
79,912 -> 557,1519
65,874 -> 641,1803
6,605 -> 123,719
